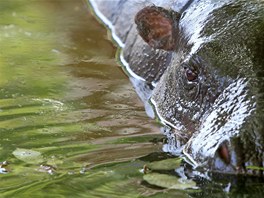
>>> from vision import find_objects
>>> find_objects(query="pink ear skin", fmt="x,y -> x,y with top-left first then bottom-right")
135,6 -> 180,51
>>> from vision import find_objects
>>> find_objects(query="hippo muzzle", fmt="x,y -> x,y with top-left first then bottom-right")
183,79 -> 261,174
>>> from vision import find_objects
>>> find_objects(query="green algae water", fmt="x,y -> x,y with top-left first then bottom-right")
0,0 -> 165,197
1,1 -> 264,198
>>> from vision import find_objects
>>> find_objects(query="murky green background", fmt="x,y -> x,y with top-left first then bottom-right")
1,1 -> 264,198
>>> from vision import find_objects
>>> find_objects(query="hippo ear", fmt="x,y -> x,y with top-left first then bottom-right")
135,6 -> 180,51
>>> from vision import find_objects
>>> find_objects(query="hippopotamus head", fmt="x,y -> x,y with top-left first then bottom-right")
135,1 -> 264,175
89,0 -> 264,175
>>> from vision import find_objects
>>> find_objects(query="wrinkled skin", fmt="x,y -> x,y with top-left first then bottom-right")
89,0 -> 264,176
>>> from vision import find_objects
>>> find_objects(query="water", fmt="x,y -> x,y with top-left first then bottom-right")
0,0 -> 164,197
0,1 -> 264,197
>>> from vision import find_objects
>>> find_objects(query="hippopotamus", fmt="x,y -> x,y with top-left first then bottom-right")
89,0 -> 264,176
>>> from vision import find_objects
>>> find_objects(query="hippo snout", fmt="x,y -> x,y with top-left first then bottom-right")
182,79 -> 263,175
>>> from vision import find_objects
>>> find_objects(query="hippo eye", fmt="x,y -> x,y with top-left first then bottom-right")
185,68 -> 198,81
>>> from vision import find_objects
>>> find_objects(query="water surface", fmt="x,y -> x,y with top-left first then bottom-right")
0,1 -> 165,197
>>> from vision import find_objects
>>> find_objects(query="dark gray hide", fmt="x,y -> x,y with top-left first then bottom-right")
89,0 -> 264,175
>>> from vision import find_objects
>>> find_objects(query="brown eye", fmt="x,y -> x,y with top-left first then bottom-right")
185,68 -> 197,81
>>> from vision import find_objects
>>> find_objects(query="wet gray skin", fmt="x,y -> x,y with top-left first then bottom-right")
89,0 -> 264,176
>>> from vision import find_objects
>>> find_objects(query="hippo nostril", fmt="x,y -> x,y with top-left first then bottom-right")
217,143 -> 231,165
